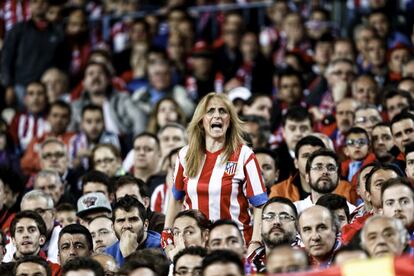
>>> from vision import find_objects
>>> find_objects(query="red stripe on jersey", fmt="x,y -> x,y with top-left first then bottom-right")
237,181 -> 252,243
197,150 -> 222,218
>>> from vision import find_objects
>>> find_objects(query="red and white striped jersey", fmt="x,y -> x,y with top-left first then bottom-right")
151,183 -> 168,214
172,144 -> 268,242
9,112 -> 48,151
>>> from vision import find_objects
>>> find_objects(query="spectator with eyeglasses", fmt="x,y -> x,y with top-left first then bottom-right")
354,104 -> 383,136
341,127 -> 373,182
90,144 -> 124,178
247,197 -> 299,273
294,149 -> 356,214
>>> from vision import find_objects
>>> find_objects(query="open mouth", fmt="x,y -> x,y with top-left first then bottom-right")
21,241 -> 32,246
211,123 -> 223,130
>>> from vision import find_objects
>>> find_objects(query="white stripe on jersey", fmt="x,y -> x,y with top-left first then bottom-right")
208,153 -> 225,220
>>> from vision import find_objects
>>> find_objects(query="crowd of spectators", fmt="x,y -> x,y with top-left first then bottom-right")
0,0 -> 414,275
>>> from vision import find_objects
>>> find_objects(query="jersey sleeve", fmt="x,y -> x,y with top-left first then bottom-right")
172,153 -> 186,201
243,151 -> 268,207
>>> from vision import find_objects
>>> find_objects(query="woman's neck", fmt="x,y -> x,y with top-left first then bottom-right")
205,137 -> 225,153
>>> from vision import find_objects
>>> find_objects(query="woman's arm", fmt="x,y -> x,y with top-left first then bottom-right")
247,205 -> 264,256
164,188 -> 183,228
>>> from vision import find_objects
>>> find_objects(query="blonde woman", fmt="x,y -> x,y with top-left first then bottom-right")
163,92 -> 267,250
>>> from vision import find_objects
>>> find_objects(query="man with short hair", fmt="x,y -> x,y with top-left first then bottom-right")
105,195 -> 161,265
157,123 -> 187,160
58,224 -> 93,265
316,194 -> 350,228
391,111 -> 414,154
247,197 -> 298,273
61,257 -> 104,276
21,100 -> 74,175
132,133 -> 162,182
9,211 -> 61,275
69,104 -> 120,171
81,170 -> 112,201
34,170 -> 65,205
91,253 -> 118,276
14,256 -> 52,276
277,107 -> 313,181
208,220 -> 245,258
354,104 -> 383,136
201,250 -> 244,276
360,216 -> 409,257
298,205 -> 340,267
266,245 -> 309,274
114,175 -> 165,233
322,97 -> 359,150
88,216 -> 118,253
381,177 -> 414,232
71,61 -> 146,136
342,164 -> 401,244
173,246 -> 207,276
270,136 -> 356,204
5,190 -> 62,264
294,149 -> 355,213
254,148 -> 279,191
371,123 -> 397,162
384,90 -> 412,121
76,192 -> 112,227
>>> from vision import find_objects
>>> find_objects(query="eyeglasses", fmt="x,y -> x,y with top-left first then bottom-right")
346,138 -> 369,147
310,164 -> 337,173
355,116 -> 381,124
41,151 -> 65,160
94,157 -> 115,166
262,212 -> 295,223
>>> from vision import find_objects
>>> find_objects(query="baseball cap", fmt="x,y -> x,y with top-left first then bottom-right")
77,192 -> 112,218
227,87 -> 252,102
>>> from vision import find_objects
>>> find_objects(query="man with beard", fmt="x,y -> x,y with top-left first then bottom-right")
247,197 -> 298,273
381,177 -> 414,244
298,206 -> 340,267
294,149 -> 356,213
105,195 -> 161,266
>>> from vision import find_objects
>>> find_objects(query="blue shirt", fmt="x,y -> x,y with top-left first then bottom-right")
105,230 -> 161,266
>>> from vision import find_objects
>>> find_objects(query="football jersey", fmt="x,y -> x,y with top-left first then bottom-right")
172,144 -> 268,242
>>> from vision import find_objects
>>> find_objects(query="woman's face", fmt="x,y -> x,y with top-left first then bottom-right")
93,147 -> 120,177
157,100 -> 179,127
202,97 -> 231,141
172,216 -> 206,247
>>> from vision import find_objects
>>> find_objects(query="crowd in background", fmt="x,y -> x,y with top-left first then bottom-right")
0,0 -> 414,275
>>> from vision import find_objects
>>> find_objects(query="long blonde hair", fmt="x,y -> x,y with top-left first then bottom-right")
185,92 -> 245,177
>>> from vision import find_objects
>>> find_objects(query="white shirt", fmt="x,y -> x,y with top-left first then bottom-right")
294,195 -> 356,214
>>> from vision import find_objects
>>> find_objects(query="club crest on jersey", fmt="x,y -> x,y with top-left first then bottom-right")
225,161 -> 237,175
